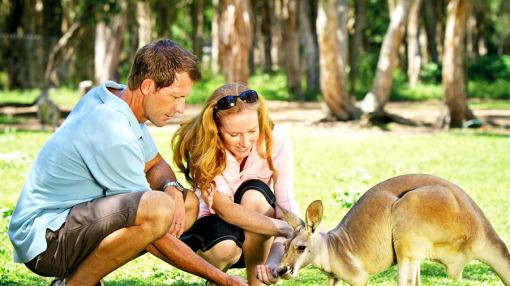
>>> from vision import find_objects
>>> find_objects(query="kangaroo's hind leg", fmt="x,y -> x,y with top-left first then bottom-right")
397,257 -> 421,286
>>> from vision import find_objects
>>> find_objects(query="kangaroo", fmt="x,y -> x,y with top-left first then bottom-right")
277,174 -> 510,286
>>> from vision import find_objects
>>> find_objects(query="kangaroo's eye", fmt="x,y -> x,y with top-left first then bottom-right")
296,245 -> 306,252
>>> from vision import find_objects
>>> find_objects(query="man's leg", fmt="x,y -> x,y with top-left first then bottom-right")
66,191 -> 174,286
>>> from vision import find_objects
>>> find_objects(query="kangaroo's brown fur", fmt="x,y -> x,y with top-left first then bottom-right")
278,174 -> 510,286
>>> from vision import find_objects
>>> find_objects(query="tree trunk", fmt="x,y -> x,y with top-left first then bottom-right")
260,0 -> 273,73
94,2 -> 127,84
137,1 -> 152,49
282,0 -> 302,100
407,0 -> 422,87
350,0 -> 366,95
218,0 -> 253,85
422,0 -> 440,64
269,0 -> 283,70
211,0 -> 221,74
336,0 -> 349,75
317,0 -> 357,120
360,0 -> 414,113
191,0 -> 205,61
153,0 -> 177,38
442,0 -> 471,128
300,0 -> 320,94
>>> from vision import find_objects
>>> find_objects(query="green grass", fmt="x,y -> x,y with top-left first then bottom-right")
1,126 -> 509,285
0,87 -> 81,109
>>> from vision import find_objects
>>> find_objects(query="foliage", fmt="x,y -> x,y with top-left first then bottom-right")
468,55 -> 510,82
1,125 -> 509,285
419,62 -> 442,84
468,79 -> 510,100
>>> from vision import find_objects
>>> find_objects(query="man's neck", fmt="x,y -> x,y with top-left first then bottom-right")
116,88 -> 145,123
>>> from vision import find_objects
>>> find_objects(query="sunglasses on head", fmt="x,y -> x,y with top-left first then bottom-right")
214,89 -> 259,112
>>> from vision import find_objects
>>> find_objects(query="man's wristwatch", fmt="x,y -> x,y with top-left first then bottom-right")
162,181 -> 187,197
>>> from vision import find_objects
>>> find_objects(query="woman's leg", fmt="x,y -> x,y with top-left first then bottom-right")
239,189 -> 275,286
198,240 -> 242,271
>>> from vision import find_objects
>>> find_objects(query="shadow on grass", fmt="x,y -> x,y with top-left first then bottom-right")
106,279 -> 201,286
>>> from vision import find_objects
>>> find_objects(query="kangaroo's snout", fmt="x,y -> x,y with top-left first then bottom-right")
276,266 -> 288,276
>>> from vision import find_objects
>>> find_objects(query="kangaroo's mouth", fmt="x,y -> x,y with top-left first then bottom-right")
277,265 -> 294,279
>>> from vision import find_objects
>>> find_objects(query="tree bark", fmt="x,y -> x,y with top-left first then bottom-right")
260,0 -> 273,73
218,0 -> 253,85
191,0 -> 205,61
336,0 -> 349,75
407,0 -> 422,87
350,0 -> 366,95
94,2 -> 127,84
300,0 -> 320,94
137,1 -> 152,49
211,0 -> 221,75
442,0 -> 471,128
422,0 -> 440,64
282,0 -> 302,100
317,0 -> 357,120
360,0 -> 414,113
269,0 -> 283,70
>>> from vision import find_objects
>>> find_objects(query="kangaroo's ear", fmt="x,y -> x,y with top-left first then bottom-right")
276,203 -> 304,230
305,200 -> 323,233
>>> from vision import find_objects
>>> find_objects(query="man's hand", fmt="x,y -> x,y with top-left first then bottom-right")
225,275 -> 248,286
256,263 -> 279,285
165,186 -> 186,237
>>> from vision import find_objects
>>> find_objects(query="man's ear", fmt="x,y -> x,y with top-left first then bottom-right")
140,79 -> 155,95
305,200 -> 323,233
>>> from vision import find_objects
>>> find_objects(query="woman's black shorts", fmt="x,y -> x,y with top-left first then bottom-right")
180,179 -> 276,268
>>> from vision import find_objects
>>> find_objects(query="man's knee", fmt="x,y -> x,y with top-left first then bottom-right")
136,191 -> 174,238
240,190 -> 274,216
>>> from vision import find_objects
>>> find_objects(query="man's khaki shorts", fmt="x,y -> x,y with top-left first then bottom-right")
25,191 -> 145,278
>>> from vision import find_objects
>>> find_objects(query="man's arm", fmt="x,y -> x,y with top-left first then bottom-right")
148,233 -> 245,286
145,153 -> 186,237
256,241 -> 284,284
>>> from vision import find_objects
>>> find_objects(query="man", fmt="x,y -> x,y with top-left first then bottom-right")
8,39 -> 246,286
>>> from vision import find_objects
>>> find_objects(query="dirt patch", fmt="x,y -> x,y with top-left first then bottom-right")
1,100 -> 509,136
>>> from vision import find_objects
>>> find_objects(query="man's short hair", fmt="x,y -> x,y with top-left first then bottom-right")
128,39 -> 201,90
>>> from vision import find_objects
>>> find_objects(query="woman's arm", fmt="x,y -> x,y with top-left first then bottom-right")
211,190 -> 292,238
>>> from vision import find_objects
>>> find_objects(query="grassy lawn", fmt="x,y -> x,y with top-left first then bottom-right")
0,125 -> 509,285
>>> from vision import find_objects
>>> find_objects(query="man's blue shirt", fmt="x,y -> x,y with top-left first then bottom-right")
8,81 -> 158,263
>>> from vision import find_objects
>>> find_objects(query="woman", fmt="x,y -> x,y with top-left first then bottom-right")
173,83 -> 299,285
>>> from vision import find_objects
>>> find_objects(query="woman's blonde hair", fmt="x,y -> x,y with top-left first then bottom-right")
172,83 -> 275,193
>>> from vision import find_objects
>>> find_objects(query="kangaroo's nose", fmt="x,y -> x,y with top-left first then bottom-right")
277,266 -> 288,277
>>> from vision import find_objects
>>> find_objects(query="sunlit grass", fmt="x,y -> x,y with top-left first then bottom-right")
0,125 -> 509,285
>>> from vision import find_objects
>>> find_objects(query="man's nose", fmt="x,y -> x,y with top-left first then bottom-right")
173,99 -> 185,115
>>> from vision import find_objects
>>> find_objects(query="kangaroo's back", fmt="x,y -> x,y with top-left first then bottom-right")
331,174 -> 453,273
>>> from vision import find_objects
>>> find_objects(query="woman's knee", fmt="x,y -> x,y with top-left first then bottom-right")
239,190 -> 275,216
203,240 -> 242,266
136,191 -> 174,237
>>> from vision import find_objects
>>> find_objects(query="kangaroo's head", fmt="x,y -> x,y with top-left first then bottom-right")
277,200 -> 324,279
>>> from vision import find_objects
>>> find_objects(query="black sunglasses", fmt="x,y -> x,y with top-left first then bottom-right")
214,90 -> 259,112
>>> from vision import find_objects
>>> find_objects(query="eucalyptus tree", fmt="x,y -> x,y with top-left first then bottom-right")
360,0 -> 415,113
